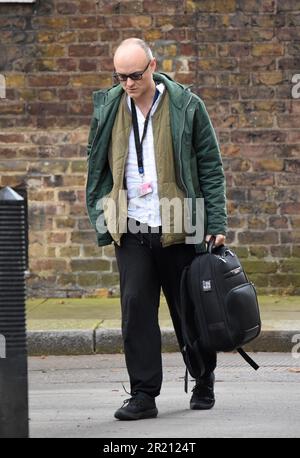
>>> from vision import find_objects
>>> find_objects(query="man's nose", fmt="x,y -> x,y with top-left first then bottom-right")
126,77 -> 135,87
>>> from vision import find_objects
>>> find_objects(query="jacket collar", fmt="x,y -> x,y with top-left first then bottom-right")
93,84 -> 123,108
95,72 -> 189,109
153,72 -> 190,109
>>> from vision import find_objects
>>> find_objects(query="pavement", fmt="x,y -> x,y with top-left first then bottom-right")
8,297 -> 300,438
28,352 -> 300,438
25,295 -> 300,355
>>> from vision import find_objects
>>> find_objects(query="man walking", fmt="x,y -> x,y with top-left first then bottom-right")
86,38 -> 227,420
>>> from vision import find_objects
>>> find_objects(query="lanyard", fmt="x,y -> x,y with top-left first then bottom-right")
131,88 -> 160,176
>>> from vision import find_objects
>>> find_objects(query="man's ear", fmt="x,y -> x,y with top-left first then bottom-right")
150,58 -> 157,73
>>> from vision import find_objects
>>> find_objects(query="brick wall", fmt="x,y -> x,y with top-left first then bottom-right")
0,0 -> 299,297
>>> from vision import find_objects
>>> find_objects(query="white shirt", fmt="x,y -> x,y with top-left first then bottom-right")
125,83 -> 165,227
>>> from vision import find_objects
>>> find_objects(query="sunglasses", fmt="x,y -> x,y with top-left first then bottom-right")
113,60 -> 151,83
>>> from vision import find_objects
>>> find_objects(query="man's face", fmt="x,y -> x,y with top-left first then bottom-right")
113,47 -> 156,100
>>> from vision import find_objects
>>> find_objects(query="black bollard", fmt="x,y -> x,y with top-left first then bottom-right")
0,186 -> 29,438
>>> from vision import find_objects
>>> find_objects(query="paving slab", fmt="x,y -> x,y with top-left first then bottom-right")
28,352 -> 300,438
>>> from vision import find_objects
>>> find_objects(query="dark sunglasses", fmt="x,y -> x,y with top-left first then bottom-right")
113,60 -> 151,83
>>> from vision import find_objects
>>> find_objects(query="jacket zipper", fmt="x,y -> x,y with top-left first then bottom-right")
178,94 -> 193,196
161,93 -> 193,247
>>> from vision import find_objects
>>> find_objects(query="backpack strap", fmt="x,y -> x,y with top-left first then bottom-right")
180,266 -> 193,349
184,367 -> 188,393
237,347 -> 260,370
180,267 -> 206,391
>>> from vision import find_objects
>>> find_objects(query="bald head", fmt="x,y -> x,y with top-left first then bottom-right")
113,38 -> 156,104
114,38 -> 153,62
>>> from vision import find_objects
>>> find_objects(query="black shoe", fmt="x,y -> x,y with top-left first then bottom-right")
114,392 -> 158,421
190,372 -> 215,410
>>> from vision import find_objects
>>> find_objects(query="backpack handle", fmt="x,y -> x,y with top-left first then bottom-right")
207,235 -> 216,254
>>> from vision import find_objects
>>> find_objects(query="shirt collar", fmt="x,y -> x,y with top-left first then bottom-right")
126,83 -> 165,110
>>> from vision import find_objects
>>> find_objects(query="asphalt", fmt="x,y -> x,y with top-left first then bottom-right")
25,295 -> 300,355
28,352 -> 300,438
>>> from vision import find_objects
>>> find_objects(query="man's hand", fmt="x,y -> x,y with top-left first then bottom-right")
205,234 -> 226,247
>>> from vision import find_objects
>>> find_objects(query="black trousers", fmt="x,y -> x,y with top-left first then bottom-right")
114,221 -> 216,398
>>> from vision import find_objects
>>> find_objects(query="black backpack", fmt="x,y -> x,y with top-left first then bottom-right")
180,239 -> 261,391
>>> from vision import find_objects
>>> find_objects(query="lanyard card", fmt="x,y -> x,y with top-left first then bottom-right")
137,181 -> 153,197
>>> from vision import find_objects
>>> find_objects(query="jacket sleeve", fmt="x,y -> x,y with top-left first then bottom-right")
86,89 -> 114,247
87,91 -> 102,159
193,98 -> 227,235
87,116 -> 98,159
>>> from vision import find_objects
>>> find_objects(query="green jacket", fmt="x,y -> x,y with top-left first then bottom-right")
86,72 -> 227,252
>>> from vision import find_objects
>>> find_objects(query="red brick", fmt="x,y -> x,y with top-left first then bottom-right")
69,102 -> 93,115
69,16 -> 97,29
100,30 -> 120,42
143,1 -> 183,14
278,58 -> 300,70
0,147 -> 16,159
56,58 -> 77,71
28,75 -> 69,87
239,0 -> 275,12
277,115 -> 300,129
238,231 -> 279,244
197,29 -> 239,42
57,31 -> 77,44
269,216 -> 289,229
27,102 -> 68,116
31,17 -> 68,30
240,29 -> 274,42
69,44 -> 108,57
253,159 -> 284,172
1,0 -> 299,298
99,57 -> 114,71
165,29 -> 188,41
280,203 -> 300,215
278,0 -> 300,11
231,158 -> 251,171
231,130 -> 287,144
79,0 -> 97,14
281,232 -> 300,244
0,103 -> 25,115
57,89 -> 79,100
0,17 -> 26,29
0,160 -> 27,172
71,74 -> 112,87
233,172 -> 274,186
56,2 -> 78,14
78,30 -> 98,43
58,191 -> 77,202
252,44 -> 284,57
79,59 -> 97,72
284,160 -> 300,173
277,173 -> 300,186
0,133 -> 25,143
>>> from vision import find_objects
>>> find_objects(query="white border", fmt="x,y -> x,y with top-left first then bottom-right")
0,1 -> 36,3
